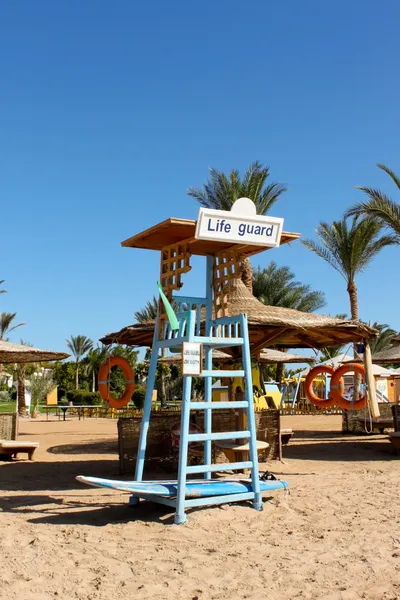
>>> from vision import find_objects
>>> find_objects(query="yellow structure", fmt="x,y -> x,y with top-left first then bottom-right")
46,387 -> 58,405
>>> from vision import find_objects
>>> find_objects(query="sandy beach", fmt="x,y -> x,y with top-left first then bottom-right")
1,414 -> 399,600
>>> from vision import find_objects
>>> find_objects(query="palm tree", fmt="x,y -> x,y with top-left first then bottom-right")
66,335 -> 93,390
302,218 -> 395,321
368,322 -> 397,355
16,339 -> 32,416
134,297 -> 159,323
253,262 -> 326,312
29,371 -> 54,418
0,312 -> 26,340
188,161 -> 287,293
346,164 -> 400,242
302,217 -> 395,400
0,280 -> 6,294
86,345 -> 112,392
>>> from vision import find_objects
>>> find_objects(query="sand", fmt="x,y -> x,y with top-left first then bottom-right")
1,414 -> 400,600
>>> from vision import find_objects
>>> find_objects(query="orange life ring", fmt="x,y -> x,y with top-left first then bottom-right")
304,365 -> 339,408
330,363 -> 367,410
98,356 -> 135,409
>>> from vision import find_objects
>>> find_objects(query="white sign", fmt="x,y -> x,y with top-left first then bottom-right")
182,342 -> 203,376
195,197 -> 284,247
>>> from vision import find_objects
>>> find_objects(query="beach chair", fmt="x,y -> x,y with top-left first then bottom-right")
388,404 -> 400,453
171,422 -> 204,463
0,440 -> 39,460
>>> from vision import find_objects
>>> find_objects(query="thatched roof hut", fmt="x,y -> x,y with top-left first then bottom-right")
370,333 -> 400,365
0,340 -> 69,364
101,279 -> 376,352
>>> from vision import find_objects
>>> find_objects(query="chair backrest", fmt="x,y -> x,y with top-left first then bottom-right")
171,421 -> 202,450
391,404 -> 400,432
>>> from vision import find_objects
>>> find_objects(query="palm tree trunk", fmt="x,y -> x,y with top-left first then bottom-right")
275,363 -> 284,384
347,281 -> 361,403
240,258 -> 253,294
160,348 -> 167,408
17,364 -> 26,416
75,361 -> 79,390
92,370 -> 96,392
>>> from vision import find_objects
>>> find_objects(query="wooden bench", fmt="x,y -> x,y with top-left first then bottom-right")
0,440 -> 39,460
357,417 -> 394,434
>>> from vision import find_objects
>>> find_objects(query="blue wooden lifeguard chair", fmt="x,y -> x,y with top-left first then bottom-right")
123,199 -> 294,523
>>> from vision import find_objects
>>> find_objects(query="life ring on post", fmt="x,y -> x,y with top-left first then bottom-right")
330,363 -> 367,411
304,365 -> 339,408
98,356 -> 135,409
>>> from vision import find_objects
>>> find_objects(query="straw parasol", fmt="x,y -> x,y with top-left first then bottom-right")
370,333 -> 400,365
159,348 -> 313,366
0,340 -> 69,364
258,349 -> 315,364
101,279 -> 376,351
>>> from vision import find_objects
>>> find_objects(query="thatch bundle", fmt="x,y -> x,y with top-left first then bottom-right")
0,340 -> 69,364
370,334 -> 400,365
101,279 -> 376,351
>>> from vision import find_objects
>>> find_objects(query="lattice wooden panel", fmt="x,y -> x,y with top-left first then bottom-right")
213,250 -> 241,319
158,243 -> 192,337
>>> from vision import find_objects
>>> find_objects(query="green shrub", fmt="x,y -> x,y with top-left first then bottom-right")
0,390 -> 10,402
66,390 -> 103,406
132,386 -> 145,410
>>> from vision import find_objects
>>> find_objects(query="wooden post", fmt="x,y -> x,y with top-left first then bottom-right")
364,341 -> 380,419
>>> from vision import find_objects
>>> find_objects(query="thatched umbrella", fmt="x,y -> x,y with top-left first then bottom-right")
101,279 -> 376,351
0,340 -> 69,363
370,333 -> 400,365
159,348 -> 314,365
258,349 -> 315,364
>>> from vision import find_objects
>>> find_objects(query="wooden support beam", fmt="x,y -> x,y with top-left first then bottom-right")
364,340 -> 380,418
250,329 -> 290,355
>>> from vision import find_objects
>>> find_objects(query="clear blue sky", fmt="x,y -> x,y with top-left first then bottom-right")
1,0 -> 399,354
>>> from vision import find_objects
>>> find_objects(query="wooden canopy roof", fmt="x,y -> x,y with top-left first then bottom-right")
121,217 -> 300,258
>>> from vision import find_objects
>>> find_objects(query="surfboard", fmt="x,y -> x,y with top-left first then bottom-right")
76,476 -> 288,498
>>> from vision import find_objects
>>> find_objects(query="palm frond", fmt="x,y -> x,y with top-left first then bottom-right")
188,162 -> 286,215
377,163 -> 400,191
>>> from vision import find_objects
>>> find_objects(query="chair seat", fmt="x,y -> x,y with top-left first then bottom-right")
215,440 -> 269,452
0,441 -> 39,449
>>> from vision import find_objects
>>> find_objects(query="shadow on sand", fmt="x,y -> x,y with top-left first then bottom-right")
282,433 -> 397,461
47,441 -> 118,455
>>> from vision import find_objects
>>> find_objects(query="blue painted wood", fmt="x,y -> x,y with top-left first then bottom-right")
186,461 -> 253,474
188,430 -> 250,442
189,401 -> 249,410
184,492 -> 255,509
201,370 -> 245,378
241,312 -> 263,512
134,315 -> 161,486
77,476 -> 288,497
204,256 -> 214,480
175,373 -> 192,524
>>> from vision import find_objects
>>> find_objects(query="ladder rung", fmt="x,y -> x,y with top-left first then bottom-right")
193,336 -> 244,347
186,461 -> 253,474
188,431 -> 250,442
189,401 -> 248,410
200,370 -> 245,378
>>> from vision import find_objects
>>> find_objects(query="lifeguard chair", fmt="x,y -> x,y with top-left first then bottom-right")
124,198 -> 295,523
